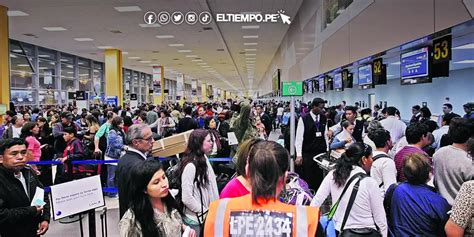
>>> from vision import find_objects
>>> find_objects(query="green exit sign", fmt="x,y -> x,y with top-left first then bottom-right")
282,81 -> 303,96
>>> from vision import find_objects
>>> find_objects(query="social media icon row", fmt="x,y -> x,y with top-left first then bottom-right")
144,11 -> 212,25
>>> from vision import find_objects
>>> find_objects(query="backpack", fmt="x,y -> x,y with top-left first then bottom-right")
166,160 -> 198,212
279,172 -> 314,205
372,153 -> 392,188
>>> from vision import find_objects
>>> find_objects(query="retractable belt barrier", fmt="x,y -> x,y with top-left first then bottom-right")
27,157 -> 233,194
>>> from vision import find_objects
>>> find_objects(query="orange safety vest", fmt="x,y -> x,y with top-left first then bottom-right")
204,194 -> 320,237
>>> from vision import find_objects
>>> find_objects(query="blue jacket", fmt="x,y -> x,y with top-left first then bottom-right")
387,183 -> 450,237
105,129 -> 124,159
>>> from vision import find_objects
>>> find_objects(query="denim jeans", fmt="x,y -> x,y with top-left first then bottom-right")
107,164 -> 117,197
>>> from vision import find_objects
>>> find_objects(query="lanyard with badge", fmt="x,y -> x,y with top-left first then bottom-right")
314,115 -> 323,138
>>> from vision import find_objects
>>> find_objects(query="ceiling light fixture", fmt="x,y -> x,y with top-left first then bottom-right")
185,55 -> 198,58
97,46 -> 113,49
244,49 -> 257,51
244,42 -> 258,46
192,59 -> 203,62
169,44 -> 184,47
114,6 -> 142,12
453,43 -> 474,49
156,35 -> 175,39
139,23 -> 161,28
128,56 -> 141,60
245,53 -> 256,56
243,35 -> 259,39
43,27 -> 67,31
122,52 -> 129,55
7,10 -> 29,16
454,60 -> 474,64
74,38 -> 94,42
242,25 -> 260,29
178,50 -> 192,53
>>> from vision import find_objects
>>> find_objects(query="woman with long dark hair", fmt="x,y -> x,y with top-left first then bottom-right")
159,110 -> 176,137
204,141 -> 320,236
119,160 -> 195,237
204,117 -> 221,157
21,122 -> 41,174
311,142 -> 387,236
178,129 -> 219,236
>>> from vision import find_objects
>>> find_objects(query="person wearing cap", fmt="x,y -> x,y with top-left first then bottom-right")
463,102 -> 474,119
295,97 -> 332,191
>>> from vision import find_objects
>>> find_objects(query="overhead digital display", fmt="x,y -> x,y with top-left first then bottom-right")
401,47 -> 429,79
358,64 -> 373,86
318,77 -> 325,92
334,73 -> 343,90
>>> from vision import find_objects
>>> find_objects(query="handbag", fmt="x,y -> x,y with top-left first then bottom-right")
319,173 -> 365,237
339,174 -> 381,237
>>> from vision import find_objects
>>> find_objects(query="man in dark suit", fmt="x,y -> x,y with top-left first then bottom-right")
256,104 -> 272,137
177,106 -> 197,133
117,124 -> 154,218
410,105 -> 422,124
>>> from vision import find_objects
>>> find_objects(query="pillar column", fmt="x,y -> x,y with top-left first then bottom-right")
201,83 -> 207,102
105,49 -> 123,106
0,5 -> 10,124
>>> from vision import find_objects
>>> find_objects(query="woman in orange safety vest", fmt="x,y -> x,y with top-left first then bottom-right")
204,140 -> 321,237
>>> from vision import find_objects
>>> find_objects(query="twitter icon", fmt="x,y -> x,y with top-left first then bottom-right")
172,11 -> 184,25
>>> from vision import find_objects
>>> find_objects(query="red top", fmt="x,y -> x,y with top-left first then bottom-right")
220,177 -> 250,199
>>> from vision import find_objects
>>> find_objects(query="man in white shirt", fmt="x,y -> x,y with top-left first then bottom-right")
432,113 -> 459,150
368,128 -> 397,195
380,106 -> 407,145
2,115 -> 24,139
276,104 -> 284,128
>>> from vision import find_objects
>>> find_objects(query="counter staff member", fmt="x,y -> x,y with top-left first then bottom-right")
329,106 -> 365,143
295,98 -> 331,191
204,141 -> 320,237
0,138 -> 50,237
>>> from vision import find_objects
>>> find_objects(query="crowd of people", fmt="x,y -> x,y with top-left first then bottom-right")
0,98 -> 472,237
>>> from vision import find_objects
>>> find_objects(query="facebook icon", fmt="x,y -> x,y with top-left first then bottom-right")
144,11 -> 157,25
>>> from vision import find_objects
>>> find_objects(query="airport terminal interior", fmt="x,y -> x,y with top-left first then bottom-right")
0,0 -> 473,236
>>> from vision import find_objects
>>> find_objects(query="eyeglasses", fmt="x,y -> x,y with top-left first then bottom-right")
137,137 -> 153,142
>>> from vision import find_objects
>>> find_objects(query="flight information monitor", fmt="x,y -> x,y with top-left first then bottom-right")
334,73 -> 343,90
358,64 -> 373,86
318,77 -> 325,92
401,47 -> 429,79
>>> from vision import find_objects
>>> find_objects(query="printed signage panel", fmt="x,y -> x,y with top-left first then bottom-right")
50,175 -> 104,220
282,81 -> 303,96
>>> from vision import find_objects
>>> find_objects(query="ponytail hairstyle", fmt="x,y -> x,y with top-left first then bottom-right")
248,141 -> 289,205
333,142 -> 372,187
